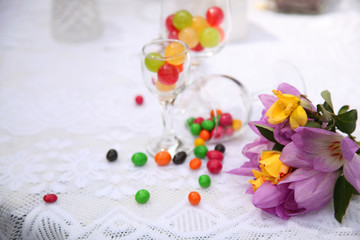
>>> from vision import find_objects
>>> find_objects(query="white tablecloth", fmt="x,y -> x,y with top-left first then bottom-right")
1,0 -> 360,239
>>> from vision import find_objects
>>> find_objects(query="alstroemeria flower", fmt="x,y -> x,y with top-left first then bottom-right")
266,90 -> 307,129
281,127 -> 360,193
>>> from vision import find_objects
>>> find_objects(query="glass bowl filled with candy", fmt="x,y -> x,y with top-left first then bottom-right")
160,0 -> 231,65
174,74 -> 252,145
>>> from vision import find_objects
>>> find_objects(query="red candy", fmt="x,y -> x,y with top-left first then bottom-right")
206,150 -> 224,161
135,95 -> 144,105
158,63 -> 179,85
193,117 -> 204,124
43,194 -> 57,203
210,125 -> 224,139
206,6 -> 224,26
207,160 -> 222,174
225,127 -> 234,137
166,14 -> 179,33
220,113 -> 233,126
168,30 -> 179,40
191,43 -> 204,52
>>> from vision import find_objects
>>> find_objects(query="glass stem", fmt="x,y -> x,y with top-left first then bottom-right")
159,98 -> 176,144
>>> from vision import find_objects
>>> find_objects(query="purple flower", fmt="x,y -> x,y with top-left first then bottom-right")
340,137 -> 360,192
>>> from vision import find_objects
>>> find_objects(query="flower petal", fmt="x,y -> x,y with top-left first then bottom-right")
279,168 -> 319,184
341,137 -> 359,161
227,162 -> 260,176
266,101 -> 290,125
277,83 -> 301,96
291,171 -> 338,210
312,150 -> 344,172
343,153 -> 360,193
259,94 -> 277,110
280,142 -> 313,169
289,106 -> 307,129
252,181 -> 288,208
274,124 -> 294,145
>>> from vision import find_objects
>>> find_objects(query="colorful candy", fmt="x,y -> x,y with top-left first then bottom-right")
215,144 -> 225,153
189,158 -> 202,170
210,109 -> 223,117
200,27 -> 221,48
145,52 -> 165,73
43,194 -> 57,203
193,117 -> 204,124
106,149 -> 118,162
207,159 -> 222,174
191,16 -> 210,34
158,63 -> 179,85
198,174 -> 211,188
178,27 -> 199,48
199,129 -> 210,141
190,123 -> 202,136
186,117 -> 195,127
166,14 -> 178,32
220,113 -> 233,126
135,95 -> 144,105
232,119 -> 242,131
156,80 -> 176,92
188,191 -> 201,205
206,6 -> 224,26
173,10 -> 193,30
155,151 -> 172,166
194,138 -> 205,147
164,42 -> 187,65
210,125 -> 224,139
206,150 -> 224,161
173,151 -> 187,165
135,189 -> 150,204
194,145 -> 208,158
201,119 -> 215,131
131,152 -> 148,166
191,43 -> 204,52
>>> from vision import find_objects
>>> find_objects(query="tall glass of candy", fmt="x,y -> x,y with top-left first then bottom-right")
141,39 -> 191,157
160,0 -> 231,82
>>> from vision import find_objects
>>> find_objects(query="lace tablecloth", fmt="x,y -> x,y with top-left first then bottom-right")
1,0 -> 360,239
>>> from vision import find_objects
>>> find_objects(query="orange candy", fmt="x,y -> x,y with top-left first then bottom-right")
214,26 -> 225,42
210,109 -> 223,117
188,191 -> 201,205
199,129 -> 210,141
189,158 -> 202,170
154,151 -> 171,166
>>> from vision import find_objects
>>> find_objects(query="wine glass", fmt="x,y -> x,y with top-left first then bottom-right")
160,0 -> 232,83
141,39 -> 191,157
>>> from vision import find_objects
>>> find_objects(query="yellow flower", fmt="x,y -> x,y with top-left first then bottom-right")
249,151 -> 290,191
266,90 -> 307,129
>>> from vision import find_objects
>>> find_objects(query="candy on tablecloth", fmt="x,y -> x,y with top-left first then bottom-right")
189,158 -> 202,170
194,137 -> 205,147
206,150 -> 224,161
214,144 -> 225,153
207,159 -> 222,174
188,191 -> 201,205
194,145 -> 208,158
131,152 -> 148,166
43,194 -> 57,203
135,95 -> 144,105
106,149 -> 118,162
198,175 -> 211,188
135,189 -> 150,204
172,151 -> 187,165
155,151 -> 172,166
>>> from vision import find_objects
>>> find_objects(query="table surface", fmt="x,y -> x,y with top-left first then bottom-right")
1,0 -> 360,239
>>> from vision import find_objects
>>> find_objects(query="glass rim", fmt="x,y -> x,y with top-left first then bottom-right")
142,39 -> 189,61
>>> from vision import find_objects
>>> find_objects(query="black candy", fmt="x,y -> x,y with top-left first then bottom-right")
173,151 -> 187,165
106,149 -> 118,162
214,144 -> 225,153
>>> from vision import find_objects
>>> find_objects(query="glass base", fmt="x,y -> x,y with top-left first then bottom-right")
146,135 -> 193,157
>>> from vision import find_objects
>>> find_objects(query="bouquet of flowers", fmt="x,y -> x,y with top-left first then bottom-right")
229,83 -> 360,222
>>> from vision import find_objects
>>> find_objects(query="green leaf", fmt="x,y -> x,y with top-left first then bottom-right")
334,176 -> 355,223
318,104 -> 332,122
252,123 -> 277,143
335,110 -> 358,134
338,105 -> 349,115
272,142 -> 284,151
304,121 -> 322,128
321,90 -> 334,113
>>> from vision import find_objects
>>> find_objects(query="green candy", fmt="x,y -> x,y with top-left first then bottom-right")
190,123 -> 202,136
194,145 -> 208,158
173,10 -> 193,30
199,174 -> 211,188
201,120 -> 215,131
186,117 -> 195,127
135,189 -> 150,204
200,27 -> 221,48
212,115 -> 221,125
131,152 -> 147,166
144,52 -> 164,73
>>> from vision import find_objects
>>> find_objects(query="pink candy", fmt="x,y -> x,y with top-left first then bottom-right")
207,160 -> 222,174
220,113 -> 233,126
206,150 -> 224,161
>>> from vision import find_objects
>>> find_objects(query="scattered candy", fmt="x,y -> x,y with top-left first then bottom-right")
43,194 -> 57,203
188,191 -> 201,205
200,27 -> 221,48
131,152 -> 148,166
158,63 -> 179,85
135,189 -> 150,204
178,27 -> 199,48
219,113 -> 233,126
106,149 -> 118,162
199,129 -> 210,141
135,95 -> 144,105
155,151 -> 172,166
198,174 -> 211,188
173,151 -> 187,165
144,52 -> 165,73
206,150 -> 224,161
194,138 -> 206,147
201,119 -> 215,131
164,42 -> 187,65
189,158 -> 202,170
190,123 -> 202,136
207,159 -> 222,174
194,145 -> 208,158
206,6 -> 224,26
214,144 -> 225,153
173,10 -> 193,30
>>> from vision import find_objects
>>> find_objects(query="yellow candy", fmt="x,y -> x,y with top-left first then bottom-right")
178,27 -> 199,48
194,138 -> 206,147
191,16 -> 210,34
156,81 -> 176,92
232,119 -> 242,131
164,42 -> 186,65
